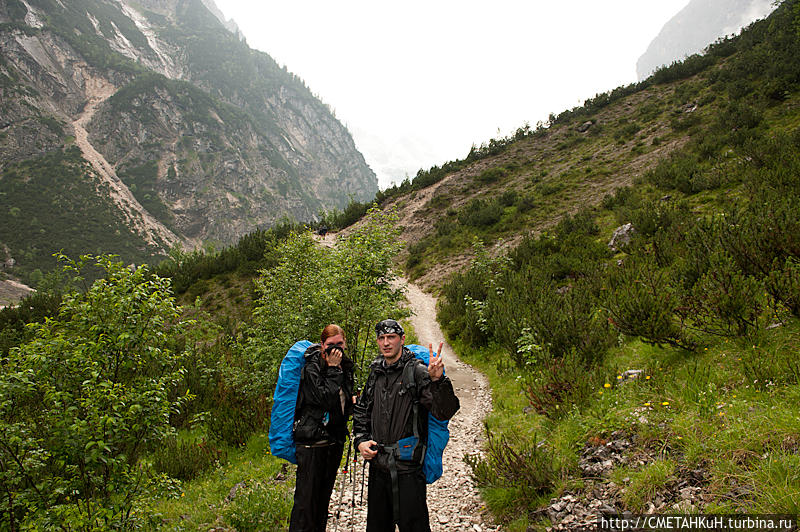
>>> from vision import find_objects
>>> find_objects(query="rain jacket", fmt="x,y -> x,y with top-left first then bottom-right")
353,346 -> 460,472
293,344 -> 355,445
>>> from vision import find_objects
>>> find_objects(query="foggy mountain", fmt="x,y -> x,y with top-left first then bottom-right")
0,0 -> 377,282
637,0 -> 776,80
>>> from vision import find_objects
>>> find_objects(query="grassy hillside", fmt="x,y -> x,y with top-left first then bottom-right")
322,0 -> 792,293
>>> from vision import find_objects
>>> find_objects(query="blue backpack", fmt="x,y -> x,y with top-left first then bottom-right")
404,344 -> 451,484
268,340 -> 313,464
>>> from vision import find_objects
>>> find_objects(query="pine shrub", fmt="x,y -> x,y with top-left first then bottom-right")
605,255 -> 693,350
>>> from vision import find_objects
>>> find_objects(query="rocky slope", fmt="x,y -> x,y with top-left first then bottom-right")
0,0 -> 377,281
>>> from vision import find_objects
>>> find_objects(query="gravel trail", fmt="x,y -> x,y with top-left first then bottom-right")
328,279 -> 499,531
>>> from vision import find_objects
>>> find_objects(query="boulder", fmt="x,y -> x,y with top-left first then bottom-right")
608,223 -> 636,251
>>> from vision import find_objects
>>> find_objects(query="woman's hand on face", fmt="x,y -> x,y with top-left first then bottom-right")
325,347 -> 342,367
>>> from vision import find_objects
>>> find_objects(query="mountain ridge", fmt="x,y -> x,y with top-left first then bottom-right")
0,0 -> 377,284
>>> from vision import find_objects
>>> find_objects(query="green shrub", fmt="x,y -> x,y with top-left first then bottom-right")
458,198 -> 503,228
152,438 -> 227,481
614,121 -> 642,143
687,251 -> 765,337
523,347 -> 598,417
515,192 -> 537,213
464,430 -> 556,506
556,209 -> 599,237
499,189 -> 518,207
605,255 -> 693,350
646,153 -> 706,194
534,181 -> 565,196
477,167 -> 508,184
766,258 -> 800,316
0,255 -> 188,528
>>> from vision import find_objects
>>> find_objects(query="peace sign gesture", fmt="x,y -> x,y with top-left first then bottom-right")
428,342 -> 445,381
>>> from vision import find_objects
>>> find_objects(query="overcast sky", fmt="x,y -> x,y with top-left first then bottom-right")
213,1 -> 691,188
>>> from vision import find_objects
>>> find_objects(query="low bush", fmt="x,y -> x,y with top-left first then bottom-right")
152,437 -> 227,481
524,348 -> 598,417
766,258 -> 800,317
605,255 -> 694,350
465,430 -> 556,507
458,198 -> 503,228
477,167 -> 508,184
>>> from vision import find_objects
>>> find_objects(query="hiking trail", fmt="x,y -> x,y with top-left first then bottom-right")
327,272 -> 500,531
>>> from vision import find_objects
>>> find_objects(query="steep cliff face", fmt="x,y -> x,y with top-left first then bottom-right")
0,0 -> 377,281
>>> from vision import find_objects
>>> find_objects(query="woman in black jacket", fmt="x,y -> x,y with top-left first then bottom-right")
289,323 -> 354,532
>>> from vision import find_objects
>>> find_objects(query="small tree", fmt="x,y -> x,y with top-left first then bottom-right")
0,255 -> 188,529
248,205 -> 407,389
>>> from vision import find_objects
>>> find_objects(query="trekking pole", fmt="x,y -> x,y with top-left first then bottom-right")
332,437 -> 352,532
348,453 -> 358,532
359,458 -> 367,505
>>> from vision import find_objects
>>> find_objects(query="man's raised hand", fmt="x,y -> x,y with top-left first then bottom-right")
428,342 -> 444,381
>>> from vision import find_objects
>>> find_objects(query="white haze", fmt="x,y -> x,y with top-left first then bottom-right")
213,1 -> 693,189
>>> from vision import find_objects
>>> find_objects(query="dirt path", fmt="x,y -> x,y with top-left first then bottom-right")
328,279 -> 499,531
72,73 -> 180,251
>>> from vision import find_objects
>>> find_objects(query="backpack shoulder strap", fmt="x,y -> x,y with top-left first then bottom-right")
401,358 -> 419,401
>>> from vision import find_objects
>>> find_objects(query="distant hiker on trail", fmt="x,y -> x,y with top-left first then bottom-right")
353,319 -> 460,532
289,324 -> 355,532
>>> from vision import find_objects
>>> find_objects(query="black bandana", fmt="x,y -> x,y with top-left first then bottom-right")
375,319 -> 404,337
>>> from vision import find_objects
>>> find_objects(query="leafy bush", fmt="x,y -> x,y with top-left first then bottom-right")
477,167 -> 508,184
0,255 -> 188,528
687,251 -> 765,337
646,153 -> 706,194
0,290 -> 62,356
439,241 -> 505,346
766,258 -> 800,317
523,347 -> 598,417
605,255 -> 693,350
248,206 -> 407,387
206,351 -> 271,446
514,192 -> 537,213
499,189 -> 518,207
458,198 -> 503,228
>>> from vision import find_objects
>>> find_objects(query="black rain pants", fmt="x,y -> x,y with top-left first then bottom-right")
289,441 -> 343,532
366,466 -> 430,532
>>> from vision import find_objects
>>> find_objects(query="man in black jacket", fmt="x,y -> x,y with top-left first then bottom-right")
290,324 -> 355,532
353,319 -> 460,532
